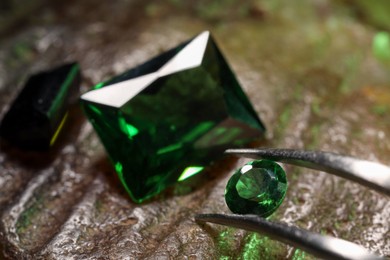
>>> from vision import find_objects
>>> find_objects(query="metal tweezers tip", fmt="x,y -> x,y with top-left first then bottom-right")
195,213 -> 385,260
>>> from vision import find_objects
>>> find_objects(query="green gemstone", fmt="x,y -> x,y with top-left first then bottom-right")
80,31 -> 265,203
225,160 -> 287,217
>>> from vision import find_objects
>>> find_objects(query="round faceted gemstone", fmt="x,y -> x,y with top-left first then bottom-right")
225,160 -> 287,217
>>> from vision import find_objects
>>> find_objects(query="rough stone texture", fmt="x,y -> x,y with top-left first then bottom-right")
0,0 -> 389,259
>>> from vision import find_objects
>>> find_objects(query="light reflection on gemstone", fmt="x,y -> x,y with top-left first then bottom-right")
178,166 -> 204,182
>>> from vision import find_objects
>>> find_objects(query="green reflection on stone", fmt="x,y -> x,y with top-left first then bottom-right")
292,249 -> 308,260
241,233 -> 263,259
373,32 -> 390,62
218,228 -> 239,259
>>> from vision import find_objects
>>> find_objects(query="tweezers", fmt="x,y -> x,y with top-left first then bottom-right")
195,148 -> 390,259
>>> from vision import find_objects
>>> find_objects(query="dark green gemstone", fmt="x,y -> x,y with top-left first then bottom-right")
80,31 -> 265,203
225,160 -> 287,217
0,62 -> 81,150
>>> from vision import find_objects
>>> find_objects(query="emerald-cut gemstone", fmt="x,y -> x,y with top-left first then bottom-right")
0,62 -> 81,150
225,160 -> 287,217
80,31 -> 265,203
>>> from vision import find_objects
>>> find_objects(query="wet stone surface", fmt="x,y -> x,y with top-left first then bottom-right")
0,0 -> 389,259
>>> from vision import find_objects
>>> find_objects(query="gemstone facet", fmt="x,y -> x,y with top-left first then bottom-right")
80,31 -> 265,203
225,160 -> 287,217
0,62 -> 81,150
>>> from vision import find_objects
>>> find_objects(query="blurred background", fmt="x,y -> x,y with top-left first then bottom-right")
0,0 -> 389,259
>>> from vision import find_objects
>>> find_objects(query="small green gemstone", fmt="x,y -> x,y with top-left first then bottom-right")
225,160 -> 287,217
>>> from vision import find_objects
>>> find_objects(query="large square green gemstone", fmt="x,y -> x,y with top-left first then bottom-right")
80,31 -> 265,203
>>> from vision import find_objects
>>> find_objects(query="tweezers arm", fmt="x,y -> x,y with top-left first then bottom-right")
225,148 -> 390,196
196,214 -> 385,260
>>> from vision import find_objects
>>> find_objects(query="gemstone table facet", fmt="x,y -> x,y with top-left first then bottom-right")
80,31 -> 265,203
225,160 -> 287,217
0,62 -> 81,150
